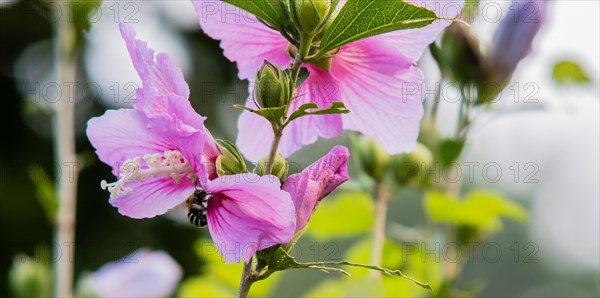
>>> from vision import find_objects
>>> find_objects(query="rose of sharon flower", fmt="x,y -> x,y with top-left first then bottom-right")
192,0 -> 463,161
492,0 -> 548,77
86,23 -> 295,263
283,146 -> 350,233
85,249 -> 182,298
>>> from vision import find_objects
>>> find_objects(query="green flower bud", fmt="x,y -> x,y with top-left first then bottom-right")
9,255 -> 51,298
255,61 -> 292,109
215,139 -> 248,176
353,136 -> 392,182
291,0 -> 333,34
254,153 -> 289,181
391,143 -> 434,186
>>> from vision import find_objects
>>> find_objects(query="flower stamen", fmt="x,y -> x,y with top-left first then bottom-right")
101,150 -> 197,199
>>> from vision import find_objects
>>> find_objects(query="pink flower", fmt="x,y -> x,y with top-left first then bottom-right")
283,146 -> 350,232
192,0 -> 463,161
85,249 -> 182,298
86,23 -> 295,263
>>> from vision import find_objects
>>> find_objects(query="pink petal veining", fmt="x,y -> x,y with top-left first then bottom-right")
206,174 -> 296,263
282,146 -> 350,232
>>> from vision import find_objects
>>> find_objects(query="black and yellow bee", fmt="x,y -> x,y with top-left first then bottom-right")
186,189 -> 212,228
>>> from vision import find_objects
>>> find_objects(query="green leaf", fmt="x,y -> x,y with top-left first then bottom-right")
183,240 -> 278,297
319,0 -> 440,54
342,238 -> 442,295
286,102 -> 349,125
28,165 -> 58,224
178,277 -> 235,297
438,139 -> 464,165
303,279 -> 350,297
256,248 -> 432,290
552,60 -> 591,86
343,238 -> 405,278
222,0 -> 287,29
71,0 -> 103,55
424,189 -> 527,232
305,191 -> 374,240
232,104 -> 287,126
255,247 -> 351,282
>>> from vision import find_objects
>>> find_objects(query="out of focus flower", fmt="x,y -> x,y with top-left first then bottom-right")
431,0 -> 548,103
85,249 -> 182,298
9,255 -> 51,298
282,145 -> 350,233
192,0 -> 463,161
492,0 -> 548,78
390,142 -> 434,186
353,136 -> 392,182
87,23 -> 296,263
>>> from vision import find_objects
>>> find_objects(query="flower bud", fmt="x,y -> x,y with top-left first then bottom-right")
391,143 -> 434,186
291,0 -> 332,34
255,61 -> 292,109
353,136 -> 392,182
9,255 -> 51,298
254,153 -> 289,181
492,0 -> 547,80
215,139 -> 248,176
433,22 -> 489,87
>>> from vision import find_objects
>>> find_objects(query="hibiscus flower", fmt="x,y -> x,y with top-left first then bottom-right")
86,23 -> 296,263
192,0 -> 463,161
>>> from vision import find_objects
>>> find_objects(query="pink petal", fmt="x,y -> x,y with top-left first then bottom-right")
282,146 -> 350,232
373,0 -> 464,61
295,68 -> 344,139
143,92 -> 207,130
121,24 -> 217,181
119,23 -> 190,108
235,110 -> 273,162
87,107 -> 209,214
191,0 -> 291,80
145,96 -> 209,185
202,131 -> 222,181
205,174 -> 296,263
236,70 -> 343,162
331,39 -> 425,154
110,177 -> 195,219
86,109 -> 169,175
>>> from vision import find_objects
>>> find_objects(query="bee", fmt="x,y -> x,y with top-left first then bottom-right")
186,189 -> 212,228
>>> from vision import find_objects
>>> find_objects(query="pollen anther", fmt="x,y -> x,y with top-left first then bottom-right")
101,150 -> 196,199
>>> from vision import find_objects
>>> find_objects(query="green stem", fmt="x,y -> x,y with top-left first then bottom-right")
236,129 -> 282,297
237,32 -> 312,297
457,85 -> 472,141
289,51 -> 305,90
298,33 -> 314,61
237,258 -> 255,298
263,130 -> 283,176
53,5 -> 78,297
430,80 -> 442,125
370,183 -> 391,279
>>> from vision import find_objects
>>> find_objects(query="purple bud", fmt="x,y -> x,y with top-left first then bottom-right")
492,0 -> 548,76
